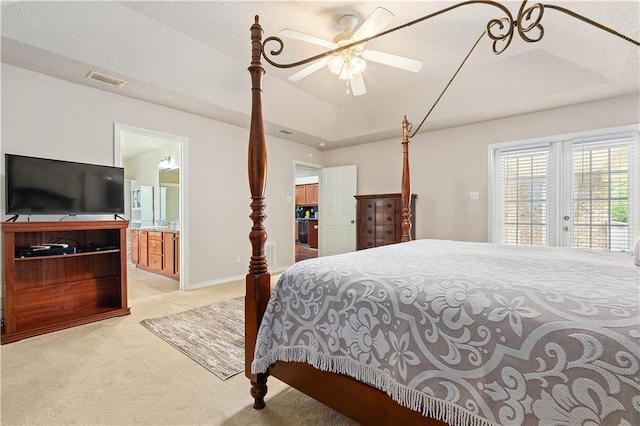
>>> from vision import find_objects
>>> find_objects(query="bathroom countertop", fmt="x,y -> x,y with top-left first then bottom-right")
136,227 -> 180,233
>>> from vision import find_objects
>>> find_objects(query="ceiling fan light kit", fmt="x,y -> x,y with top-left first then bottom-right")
279,7 -> 422,96
327,49 -> 366,80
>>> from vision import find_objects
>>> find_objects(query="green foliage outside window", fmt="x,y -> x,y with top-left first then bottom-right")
612,183 -> 628,223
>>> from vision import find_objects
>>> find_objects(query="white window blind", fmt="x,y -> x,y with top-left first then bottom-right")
571,135 -> 635,251
491,128 -> 638,251
498,145 -> 551,246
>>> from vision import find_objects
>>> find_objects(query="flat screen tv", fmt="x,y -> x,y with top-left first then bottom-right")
5,154 -> 125,216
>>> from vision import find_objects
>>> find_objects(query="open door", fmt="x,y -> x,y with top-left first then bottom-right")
319,165 -> 357,257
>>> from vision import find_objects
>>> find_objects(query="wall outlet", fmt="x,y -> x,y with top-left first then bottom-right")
235,254 -> 241,263
470,191 -> 480,200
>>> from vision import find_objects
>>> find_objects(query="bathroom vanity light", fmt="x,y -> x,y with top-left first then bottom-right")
158,156 -> 178,170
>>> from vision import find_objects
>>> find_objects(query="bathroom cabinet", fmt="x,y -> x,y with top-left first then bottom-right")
130,229 -> 179,280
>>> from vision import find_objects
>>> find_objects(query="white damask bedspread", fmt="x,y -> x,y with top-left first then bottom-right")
252,239 -> 640,425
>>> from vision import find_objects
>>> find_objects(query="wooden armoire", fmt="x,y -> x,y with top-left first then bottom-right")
355,193 -> 417,250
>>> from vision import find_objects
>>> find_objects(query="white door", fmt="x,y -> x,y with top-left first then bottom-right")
319,165 -> 357,257
560,137 -> 637,250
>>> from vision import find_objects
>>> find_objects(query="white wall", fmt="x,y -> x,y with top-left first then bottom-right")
2,63 -> 638,289
1,64 -> 324,288
324,94 -> 640,242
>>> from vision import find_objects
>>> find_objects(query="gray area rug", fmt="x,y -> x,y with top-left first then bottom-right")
140,297 -> 244,380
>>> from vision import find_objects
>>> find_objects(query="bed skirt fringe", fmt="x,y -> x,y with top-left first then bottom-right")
252,346 -> 496,426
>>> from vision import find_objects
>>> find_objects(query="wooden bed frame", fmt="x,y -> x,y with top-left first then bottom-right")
244,3 -> 639,423
244,15 -> 437,426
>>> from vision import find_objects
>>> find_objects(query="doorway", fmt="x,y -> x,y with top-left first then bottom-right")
114,123 -> 188,293
295,164 -> 321,262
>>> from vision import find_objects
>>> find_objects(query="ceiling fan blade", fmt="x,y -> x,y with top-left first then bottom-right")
279,29 -> 335,49
362,49 -> 423,72
352,7 -> 395,41
349,74 -> 367,96
288,57 -> 330,82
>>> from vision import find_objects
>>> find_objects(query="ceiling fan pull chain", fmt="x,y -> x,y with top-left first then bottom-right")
346,80 -> 351,94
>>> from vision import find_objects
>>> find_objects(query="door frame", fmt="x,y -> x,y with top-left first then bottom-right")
114,123 -> 189,290
294,161 -> 322,257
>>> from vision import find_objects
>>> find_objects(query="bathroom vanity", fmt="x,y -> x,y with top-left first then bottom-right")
131,228 -> 179,280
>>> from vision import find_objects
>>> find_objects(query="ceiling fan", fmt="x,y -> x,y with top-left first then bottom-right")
280,7 -> 423,96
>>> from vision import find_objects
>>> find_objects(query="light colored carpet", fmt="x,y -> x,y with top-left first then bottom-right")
140,297 -> 244,380
0,269 -> 356,425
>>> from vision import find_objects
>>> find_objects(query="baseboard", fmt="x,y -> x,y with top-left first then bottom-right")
185,265 -> 289,291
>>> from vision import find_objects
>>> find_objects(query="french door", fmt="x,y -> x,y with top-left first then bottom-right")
491,128 -> 638,251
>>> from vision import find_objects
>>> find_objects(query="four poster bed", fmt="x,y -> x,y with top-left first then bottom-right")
244,2 -> 640,425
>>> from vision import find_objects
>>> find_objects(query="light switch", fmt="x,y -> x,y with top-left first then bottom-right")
470,191 -> 480,200
286,196 -> 292,203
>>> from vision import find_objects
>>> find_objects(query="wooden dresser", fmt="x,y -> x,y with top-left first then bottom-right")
355,193 -> 416,250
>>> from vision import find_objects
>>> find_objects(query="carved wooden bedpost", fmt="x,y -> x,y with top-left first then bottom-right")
400,116 -> 412,242
246,15 -> 270,410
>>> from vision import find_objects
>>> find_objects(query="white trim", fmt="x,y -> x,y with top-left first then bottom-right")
550,141 -> 563,247
487,148 -> 499,243
187,266 -> 289,291
114,123 -> 190,291
631,135 -> 640,243
487,124 -> 639,152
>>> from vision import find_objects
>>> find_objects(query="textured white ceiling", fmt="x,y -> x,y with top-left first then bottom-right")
2,1 -> 638,150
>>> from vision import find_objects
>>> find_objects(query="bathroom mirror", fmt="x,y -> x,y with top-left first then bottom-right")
159,168 -> 180,221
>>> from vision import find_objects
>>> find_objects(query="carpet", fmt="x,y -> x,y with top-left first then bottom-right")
140,297 -> 244,380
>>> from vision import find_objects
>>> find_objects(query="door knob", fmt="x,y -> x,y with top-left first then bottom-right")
351,220 -> 355,224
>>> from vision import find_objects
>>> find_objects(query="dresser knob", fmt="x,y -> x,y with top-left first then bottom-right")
368,217 -> 372,221
387,217 -> 392,221
368,229 -> 372,234
387,230 -> 392,234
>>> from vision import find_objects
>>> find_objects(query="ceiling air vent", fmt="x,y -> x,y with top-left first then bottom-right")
86,71 -> 127,88
278,129 -> 293,135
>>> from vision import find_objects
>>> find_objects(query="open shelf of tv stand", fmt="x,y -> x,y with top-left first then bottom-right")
14,249 -> 121,261
2,220 -> 130,344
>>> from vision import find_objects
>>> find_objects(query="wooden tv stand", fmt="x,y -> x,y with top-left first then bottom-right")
1,220 -> 130,344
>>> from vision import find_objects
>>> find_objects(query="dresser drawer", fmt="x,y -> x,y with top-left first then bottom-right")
359,238 -> 375,249
379,199 -> 398,213
374,211 -> 396,225
148,239 -> 163,255
358,225 -> 375,238
382,227 -> 398,244
360,201 -> 376,213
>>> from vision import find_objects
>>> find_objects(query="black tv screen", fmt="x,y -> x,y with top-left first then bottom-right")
5,154 -> 125,215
